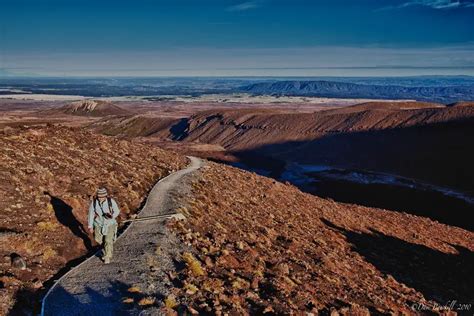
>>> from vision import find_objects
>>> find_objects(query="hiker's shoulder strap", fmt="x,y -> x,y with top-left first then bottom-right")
107,197 -> 114,213
93,197 -> 99,213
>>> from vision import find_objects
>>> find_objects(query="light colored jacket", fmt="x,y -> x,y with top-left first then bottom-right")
88,198 -> 120,235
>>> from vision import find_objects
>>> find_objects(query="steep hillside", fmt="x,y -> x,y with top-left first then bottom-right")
0,125 -> 186,314
168,162 -> 474,314
179,104 -> 474,191
91,115 -> 180,138
239,80 -> 474,103
43,100 -> 132,117
92,102 -> 457,147
91,102 -> 474,192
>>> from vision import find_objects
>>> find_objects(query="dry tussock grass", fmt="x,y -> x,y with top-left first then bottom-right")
182,252 -> 205,277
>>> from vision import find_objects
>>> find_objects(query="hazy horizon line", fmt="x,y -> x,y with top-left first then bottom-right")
1,74 -> 474,80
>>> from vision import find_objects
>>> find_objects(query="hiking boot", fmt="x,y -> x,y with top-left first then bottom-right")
103,257 -> 111,264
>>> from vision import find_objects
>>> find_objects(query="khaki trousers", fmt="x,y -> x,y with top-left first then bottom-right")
94,223 -> 117,260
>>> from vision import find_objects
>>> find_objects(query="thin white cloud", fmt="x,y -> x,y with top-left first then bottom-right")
226,1 -> 259,12
378,0 -> 474,11
4,45 -> 474,77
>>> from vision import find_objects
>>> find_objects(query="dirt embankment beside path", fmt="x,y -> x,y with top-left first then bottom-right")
0,125 -> 186,315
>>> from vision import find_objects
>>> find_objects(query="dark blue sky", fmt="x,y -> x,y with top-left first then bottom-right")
1,0 -> 473,76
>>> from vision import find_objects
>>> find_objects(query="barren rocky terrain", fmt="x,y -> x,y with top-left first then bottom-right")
41,157 -> 203,316
1,98 -> 473,315
0,96 -> 350,130
162,101 -> 472,152
92,101 -> 474,192
88,100 -> 474,235
0,125 -> 186,315
169,162 -> 474,314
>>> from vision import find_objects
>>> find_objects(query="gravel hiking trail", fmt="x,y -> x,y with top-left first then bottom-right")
41,156 -> 203,316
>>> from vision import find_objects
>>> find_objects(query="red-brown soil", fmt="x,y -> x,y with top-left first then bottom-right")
1,99 -> 473,315
0,100 -> 98,129
93,101 -> 471,152
93,101 -> 474,192
169,162 -> 474,315
91,115 -> 181,139
0,125 -> 186,315
170,102 -> 471,151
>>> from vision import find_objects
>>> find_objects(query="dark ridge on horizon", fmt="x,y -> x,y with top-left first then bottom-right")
239,80 -> 474,103
1,76 -> 474,103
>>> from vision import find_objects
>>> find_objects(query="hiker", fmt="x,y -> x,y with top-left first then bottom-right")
87,187 -> 120,264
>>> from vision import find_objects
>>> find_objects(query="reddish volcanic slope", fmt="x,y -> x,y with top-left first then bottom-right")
90,115 -> 180,138
94,102 -> 474,192
93,101 -> 474,191
1,100 -> 473,315
94,101 -> 472,150
0,125 -> 186,314
176,102 -> 471,150
168,162 -> 474,315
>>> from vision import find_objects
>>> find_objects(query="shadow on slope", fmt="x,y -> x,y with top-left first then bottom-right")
322,219 -> 474,307
38,280 -> 161,316
223,119 -> 474,231
8,193 -> 161,316
45,192 -> 93,251
169,118 -> 189,141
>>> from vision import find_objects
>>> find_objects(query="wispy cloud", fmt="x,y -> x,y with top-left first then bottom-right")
226,1 -> 259,12
378,0 -> 474,11
4,45 -> 474,77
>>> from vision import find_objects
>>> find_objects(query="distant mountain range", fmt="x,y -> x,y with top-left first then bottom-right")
1,77 -> 473,103
239,80 -> 474,103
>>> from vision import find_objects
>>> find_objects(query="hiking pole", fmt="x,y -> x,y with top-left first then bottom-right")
122,212 -> 182,223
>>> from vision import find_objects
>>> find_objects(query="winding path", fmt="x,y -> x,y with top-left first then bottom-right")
41,156 -> 203,316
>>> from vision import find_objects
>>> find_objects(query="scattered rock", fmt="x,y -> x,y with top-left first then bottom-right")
10,254 -> 26,270
235,241 -> 245,250
0,126 -> 187,315
169,161 -> 474,315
